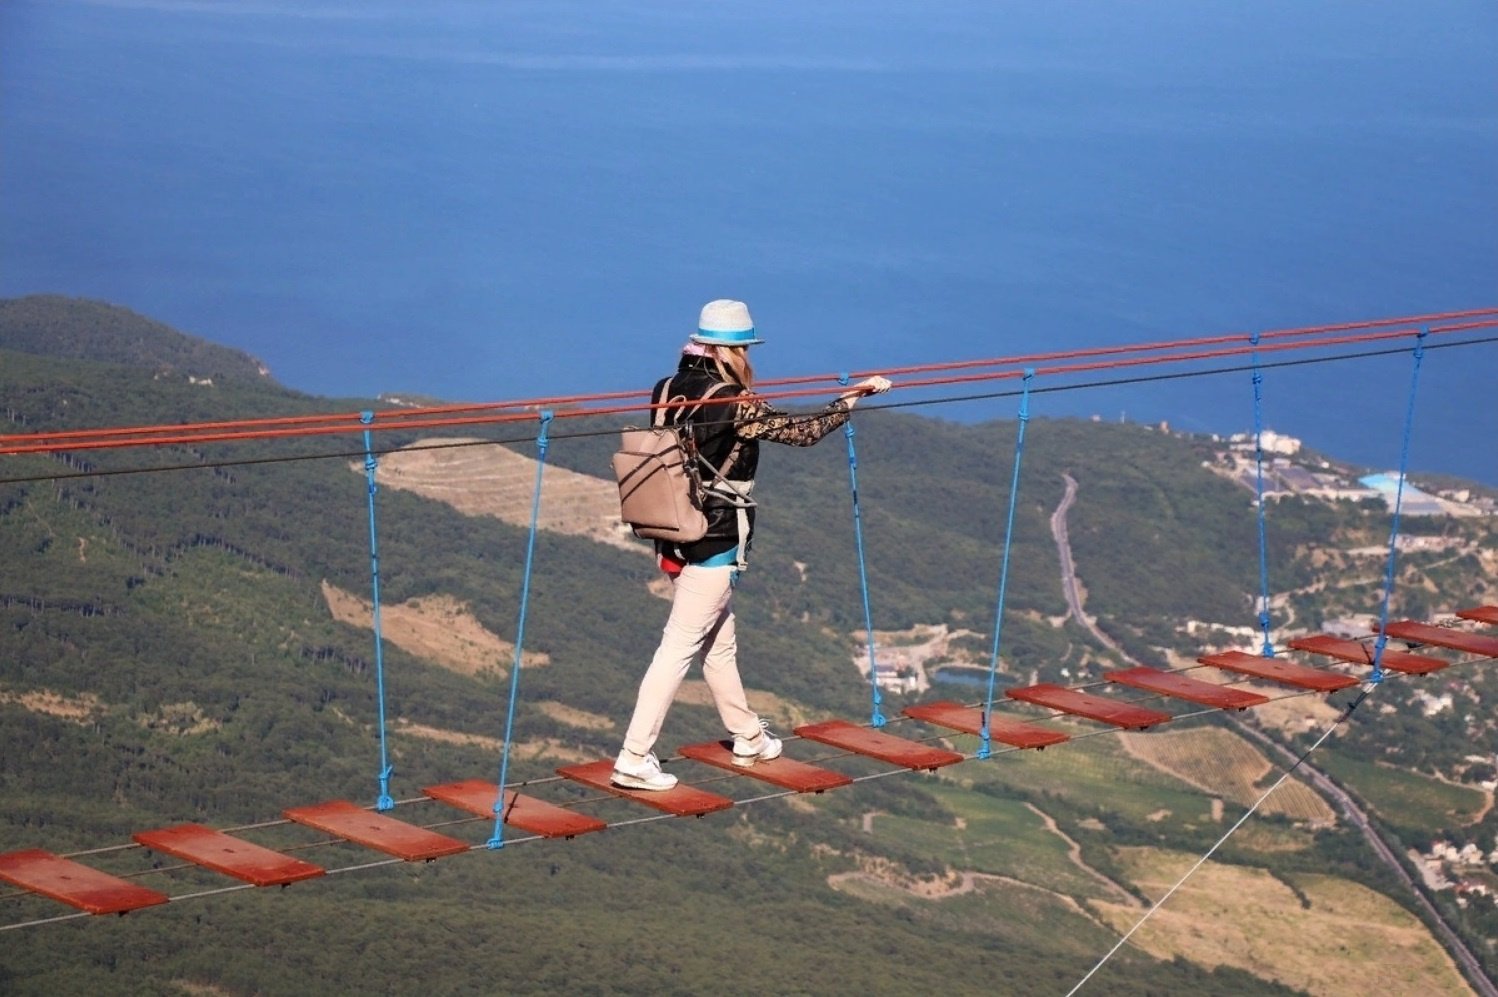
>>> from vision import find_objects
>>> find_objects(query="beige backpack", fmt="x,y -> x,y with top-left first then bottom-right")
612,379 -> 740,543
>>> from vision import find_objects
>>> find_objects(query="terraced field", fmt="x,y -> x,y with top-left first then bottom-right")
1092,846 -> 1474,996
366,437 -> 642,553
1119,726 -> 1336,825
1317,752 -> 1490,837
860,784 -> 1136,902
931,728 -> 1223,827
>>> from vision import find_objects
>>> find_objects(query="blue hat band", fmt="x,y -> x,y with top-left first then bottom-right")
696,327 -> 759,345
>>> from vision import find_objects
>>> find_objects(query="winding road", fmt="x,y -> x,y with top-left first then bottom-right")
1049,472 -> 1124,657
1047,472 -> 1496,996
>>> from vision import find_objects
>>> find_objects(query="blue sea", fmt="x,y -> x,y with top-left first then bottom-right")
2,0 -> 1495,482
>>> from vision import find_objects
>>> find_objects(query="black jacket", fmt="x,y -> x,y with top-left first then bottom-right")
655,354 -> 759,563
655,353 -> 854,565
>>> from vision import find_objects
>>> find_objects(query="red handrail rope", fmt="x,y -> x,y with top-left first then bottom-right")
4,320 -> 1490,456
1,321 -> 1488,455
1255,306 -> 1498,338
6,310 -> 1488,449
758,306 -> 1498,385
1429,317 -> 1498,334
2,310 -> 1493,456
0,411 -> 545,453
0,388 -> 652,444
785,321 -> 1487,393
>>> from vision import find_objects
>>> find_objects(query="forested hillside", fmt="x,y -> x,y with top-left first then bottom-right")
0,297 -> 1493,995
0,295 -> 272,385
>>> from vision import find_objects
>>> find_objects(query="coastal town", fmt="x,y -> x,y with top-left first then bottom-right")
1207,428 -> 1495,518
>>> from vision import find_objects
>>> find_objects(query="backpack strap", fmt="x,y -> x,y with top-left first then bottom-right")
653,377 -> 745,480
650,376 -> 678,429
695,382 -> 746,483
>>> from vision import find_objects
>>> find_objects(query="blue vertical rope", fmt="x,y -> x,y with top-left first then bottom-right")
1250,332 -> 1275,658
1371,328 -> 1428,684
838,373 -> 884,727
979,369 -> 1034,760
360,412 -> 395,811
488,410 -> 553,849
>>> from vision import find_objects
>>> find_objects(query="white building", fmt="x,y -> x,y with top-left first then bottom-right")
1227,429 -> 1302,455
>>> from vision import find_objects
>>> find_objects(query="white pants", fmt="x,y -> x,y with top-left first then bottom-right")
621,564 -> 760,757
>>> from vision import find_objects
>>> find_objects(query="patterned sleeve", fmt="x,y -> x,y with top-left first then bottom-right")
734,394 -> 852,447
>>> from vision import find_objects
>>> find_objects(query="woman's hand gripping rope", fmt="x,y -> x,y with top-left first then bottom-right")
839,375 -> 893,408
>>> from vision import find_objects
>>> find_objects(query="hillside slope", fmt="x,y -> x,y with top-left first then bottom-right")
0,294 -> 273,384
0,297 -> 1493,994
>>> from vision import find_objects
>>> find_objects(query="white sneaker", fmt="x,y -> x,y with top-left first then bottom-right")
732,721 -> 783,767
611,751 -> 678,791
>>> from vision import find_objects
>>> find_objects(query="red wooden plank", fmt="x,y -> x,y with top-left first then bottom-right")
0,849 -> 169,915
1107,667 -> 1269,710
901,701 -> 1070,749
1006,683 -> 1171,729
793,720 -> 964,770
1384,619 -> 1498,658
282,801 -> 469,861
677,741 -> 853,792
1288,634 -> 1448,675
1199,650 -> 1359,691
1456,605 -> 1498,625
556,760 -> 734,817
422,780 -> 607,839
133,824 -> 325,887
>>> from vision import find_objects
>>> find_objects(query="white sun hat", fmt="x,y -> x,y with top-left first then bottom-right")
691,299 -> 764,346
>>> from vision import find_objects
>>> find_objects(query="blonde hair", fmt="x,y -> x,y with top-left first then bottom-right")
711,345 -> 755,389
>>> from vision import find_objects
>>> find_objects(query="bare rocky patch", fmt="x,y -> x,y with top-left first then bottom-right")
168,982 -> 236,997
321,581 -> 547,677
357,438 -> 641,553
536,701 -> 615,731
0,687 -> 103,723
139,701 -> 219,736
391,720 -> 594,764
673,679 -> 814,729
645,573 -> 674,601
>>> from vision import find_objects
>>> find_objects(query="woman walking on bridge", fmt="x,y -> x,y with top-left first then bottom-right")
612,299 -> 891,791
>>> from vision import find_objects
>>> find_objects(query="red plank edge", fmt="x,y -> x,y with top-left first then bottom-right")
1384,619 -> 1498,658
793,720 -> 964,770
133,824 -> 325,887
1107,667 -> 1269,710
282,800 -> 469,861
1199,650 -> 1359,691
1456,605 -> 1498,625
1288,634 -> 1447,675
901,701 -> 1070,749
422,780 -> 607,839
0,849 -> 169,915
678,741 -> 853,792
556,760 -> 734,817
1005,683 -> 1172,729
